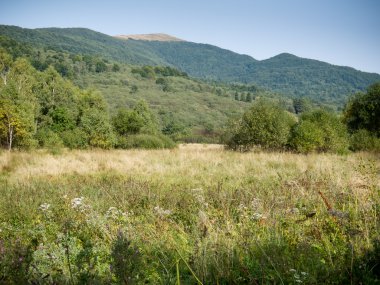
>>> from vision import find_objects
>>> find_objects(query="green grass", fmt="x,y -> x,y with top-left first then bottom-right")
0,146 -> 379,284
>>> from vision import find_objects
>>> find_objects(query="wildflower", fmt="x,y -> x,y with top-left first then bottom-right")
71,197 -> 84,209
251,198 -> 261,210
252,212 -> 264,220
238,203 -> 247,212
154,206 -> 172,218
106,207 -> 128,220
39,203 -> 51,212
71,197 -> 89,212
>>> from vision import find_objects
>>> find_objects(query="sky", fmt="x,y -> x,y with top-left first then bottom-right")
1,0 -> 379,73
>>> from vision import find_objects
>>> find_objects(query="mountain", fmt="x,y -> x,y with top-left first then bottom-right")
1,25 -> 379,106
115,33 -> 184,42
0,25 -> 167,65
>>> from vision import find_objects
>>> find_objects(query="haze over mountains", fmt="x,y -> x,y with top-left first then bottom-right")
1,25 -> 379,105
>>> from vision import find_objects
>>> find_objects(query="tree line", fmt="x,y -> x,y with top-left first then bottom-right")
223,83 -> 380,153
0,48 -> 174,151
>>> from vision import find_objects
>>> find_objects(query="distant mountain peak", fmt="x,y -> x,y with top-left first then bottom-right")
115,33 -> 185,42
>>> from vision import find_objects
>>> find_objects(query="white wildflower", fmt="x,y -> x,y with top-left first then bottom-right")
154,206 -> 172,218
71,197 -> 86,211
39,203 -> 51,212
106,206 -> 128,220
252,212 -> 263,220
238,203 -> 247,212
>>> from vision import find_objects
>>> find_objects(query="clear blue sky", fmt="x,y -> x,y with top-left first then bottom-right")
1,0 -> 379,73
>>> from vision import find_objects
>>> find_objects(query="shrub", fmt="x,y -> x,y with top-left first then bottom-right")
224,100 -> 296,151
60,129 -> 89,149
112,108 -> 144,136
35,127 -> 64,149
289,120 -> 324,153
349,129 -> 380,152
290,109 -> 349,154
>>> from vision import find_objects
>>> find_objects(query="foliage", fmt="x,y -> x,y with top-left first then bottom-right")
224,99 -> 296,151
349,129 -> 380,152
111,101 -> 176,150
293,97 -> 312,114
344,82 -> 380,136
112,108 -> 144,136
132,66 -> 156,79
288,120 -> 325,153
0,48 -> 118,150
0,57 -> 38,150
132,65 -> 187,80
289,109 -> 349,154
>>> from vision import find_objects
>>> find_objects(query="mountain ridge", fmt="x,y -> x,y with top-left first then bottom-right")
1,25 -> 379,105
115,33 -> 184,42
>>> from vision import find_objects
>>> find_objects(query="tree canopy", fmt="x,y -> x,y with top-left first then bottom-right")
344,82 -> 380,136
224,99 -> 296,151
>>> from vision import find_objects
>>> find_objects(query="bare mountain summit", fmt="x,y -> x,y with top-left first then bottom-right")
115,33 -> 184,42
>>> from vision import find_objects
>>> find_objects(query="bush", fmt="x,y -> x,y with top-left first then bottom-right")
289,120 -> 324,153
293,110 -> 349,154
60,129 -> 89,149
224,100 -> 296,151
35,128 -> 64,148
112,108 -> 144,136
349,129 -> 380,152
35,128 -> 64,154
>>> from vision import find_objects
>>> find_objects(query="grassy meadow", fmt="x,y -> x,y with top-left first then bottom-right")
0,145 -> 379,284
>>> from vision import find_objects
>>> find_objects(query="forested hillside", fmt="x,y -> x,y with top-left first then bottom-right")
1,25 -> 379,106
0,25 -> 166,65
1,35 -> 282,148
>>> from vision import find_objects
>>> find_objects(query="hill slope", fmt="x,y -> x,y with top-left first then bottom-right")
1,25 -> 379,105
0,25 -> 166,65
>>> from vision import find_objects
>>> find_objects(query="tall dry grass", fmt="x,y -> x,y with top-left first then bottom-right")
0,145 -> 379,283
